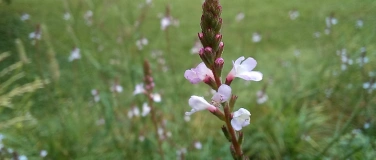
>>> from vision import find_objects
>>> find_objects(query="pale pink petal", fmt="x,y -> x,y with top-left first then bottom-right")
184,70 -> 201,84
196,62 -> 213,79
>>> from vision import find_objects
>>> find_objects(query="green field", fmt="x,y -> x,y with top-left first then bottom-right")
0,0 -> 375,159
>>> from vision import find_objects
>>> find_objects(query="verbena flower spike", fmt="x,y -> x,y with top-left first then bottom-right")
184,0 -> 263,159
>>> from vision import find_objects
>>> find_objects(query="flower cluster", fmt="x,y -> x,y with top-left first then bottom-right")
184,0 -> 263,159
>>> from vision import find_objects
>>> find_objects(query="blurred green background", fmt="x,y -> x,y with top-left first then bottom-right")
0,0 -> 375,159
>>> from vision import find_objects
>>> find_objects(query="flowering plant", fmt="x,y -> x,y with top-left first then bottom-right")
184,0 -> 263,159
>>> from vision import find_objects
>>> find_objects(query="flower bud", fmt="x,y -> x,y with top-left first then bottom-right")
214,57 -> 224,78
204,47 -> 214,65
198,32 -> 204,40
216,41 -> 224,58
198,48 -> 210,67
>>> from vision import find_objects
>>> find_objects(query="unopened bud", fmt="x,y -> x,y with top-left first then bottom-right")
214,58 -> 224,78
215,34 -> 222,41
215,57 -> 224,65
198,48 -> 210,67
198,32 -> 204,40
199,48 -> 205,55
202,47 -> 214,66
216,6 -> 222,14
216,41 -> 224,58
204,47 -> 213,53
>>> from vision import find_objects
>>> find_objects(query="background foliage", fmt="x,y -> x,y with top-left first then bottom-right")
0,0 -> 375,159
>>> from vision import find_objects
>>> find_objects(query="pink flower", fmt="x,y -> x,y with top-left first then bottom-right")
227,56 -> 263,82
184,62 -> 214,84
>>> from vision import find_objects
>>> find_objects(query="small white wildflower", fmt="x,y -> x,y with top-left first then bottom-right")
68,48 -> 81,62
84,10 -> 93,25
313,32 -> 321,38
194,141 -> 202,150
141,103 -> 151,117
29,31 -> 41,40
132,106 -> 140,117
63,12 -> 71,20
91,89 -> 100,102
136,38 -> 148,50
40,150 -> 48,157
146,0 -> 152,4
356,19 -> 363,28
289,10 -> 299,20
364,122 -> 370,129
190,40 -> 202,54
166,131 -> 172,138
256,90 -> 268,104
21,13 -> 30,21
111,84 -> 123,93
133,83 -> 144,95
184,115 -> 191,122
139,135 -> 145,142
161,17 -> 172,30
19,155 -> 28,160
252,32 -> 261,43
235,12 -> 245,22
152,93 -> 162,102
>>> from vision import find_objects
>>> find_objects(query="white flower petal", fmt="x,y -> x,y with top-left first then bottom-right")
231,119 -> 243,131
189,96 -> 211,110
233,56 -> 245,67
236,71 -> 263,81
152,93 -> 162,102
186,96 -> 214,116
241,57 -> 257,71
142,103 -> 151,117
231,108 -> 251,131
217,84 -> 232,101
